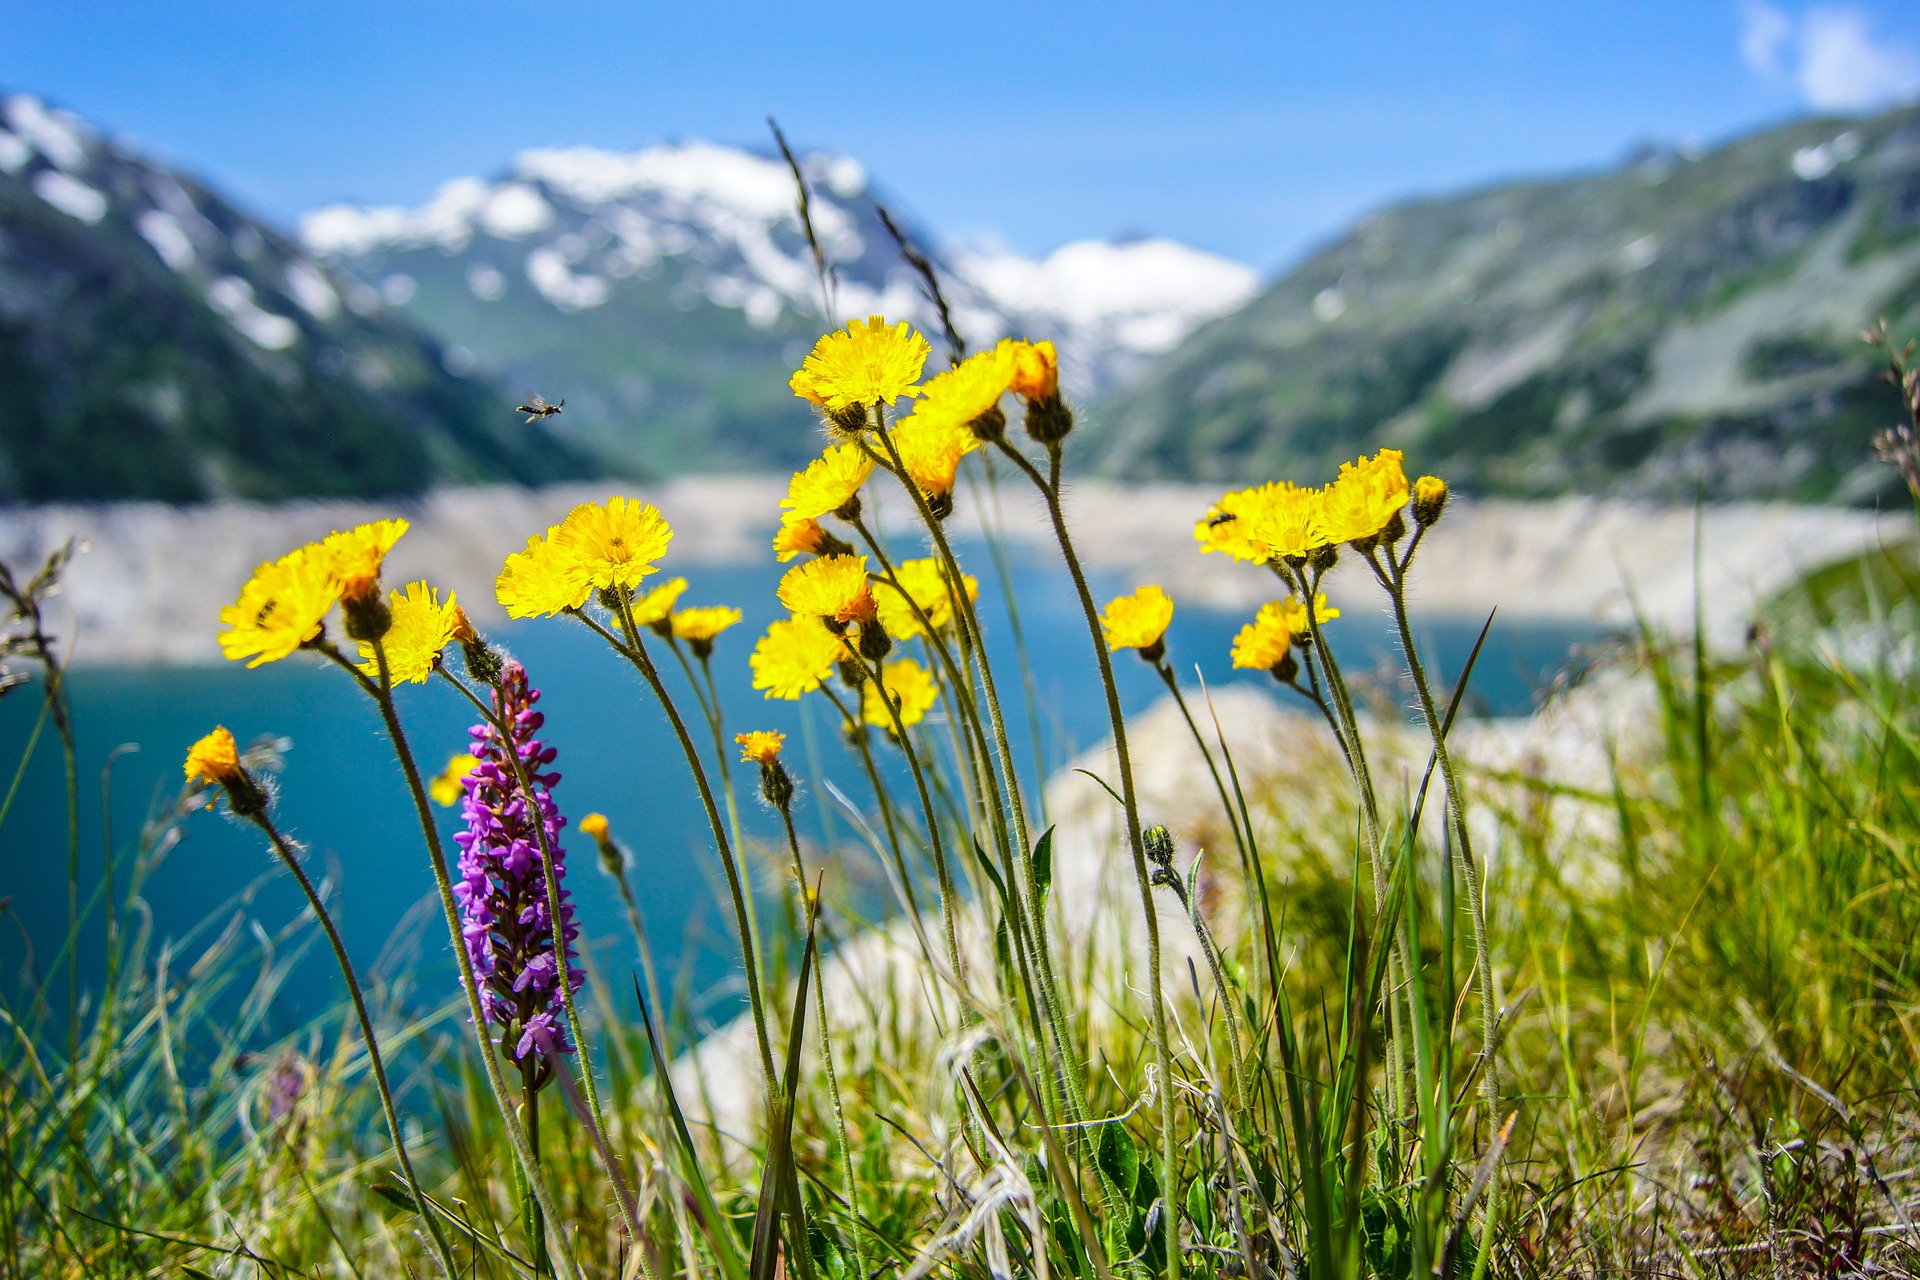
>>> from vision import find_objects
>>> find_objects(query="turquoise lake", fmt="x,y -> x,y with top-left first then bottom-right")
0,542 -> 1607,1032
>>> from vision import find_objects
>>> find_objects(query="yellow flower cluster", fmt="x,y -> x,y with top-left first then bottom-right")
496,497 -> 674,619
1196,450 -> 1423,564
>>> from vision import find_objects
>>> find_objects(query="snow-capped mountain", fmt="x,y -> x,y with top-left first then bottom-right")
0,91 -> 586,503
302,142 -> 1257,475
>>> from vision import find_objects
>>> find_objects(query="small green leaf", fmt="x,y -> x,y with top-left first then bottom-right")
1032,826 -> 1056,911
1096,1120 -> 1139,1197
1185,1176 -> 1215,1241
368,1181 -> 418,1216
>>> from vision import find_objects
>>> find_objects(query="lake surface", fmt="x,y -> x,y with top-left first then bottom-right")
0,540 -> 1607,1033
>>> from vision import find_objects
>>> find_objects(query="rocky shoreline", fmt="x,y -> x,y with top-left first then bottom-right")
0,478 -> 1906,665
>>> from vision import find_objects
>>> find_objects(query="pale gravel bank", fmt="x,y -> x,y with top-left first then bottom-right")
0,477 -> 1907,664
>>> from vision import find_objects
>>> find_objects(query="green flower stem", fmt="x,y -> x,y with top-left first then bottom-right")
522,1060 -> 548,1276
243,804 -> 461,1280
1150,661 -> 1252,879
1373,543 -> 1503,1268
995,436 -> 1182,1279
815,683 -> 926,925
315,641 -> 584,1280
773,802 -> 869,1280
586,601 -> 779,1102
437,668 -> 639,1244
1160,864 -> 1248,1115
853,650 -> 968,1000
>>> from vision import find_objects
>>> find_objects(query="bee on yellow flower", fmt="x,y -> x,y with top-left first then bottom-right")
1316,449 -> 1409,547
781,444 -> 875,524
219,545 -> 340,667
1196,482 -> 1295,563
751,613 -> 850,699
790,316 -> 931,415
861,657 -> 938,731
670,606 -> 743,658
1101,585 -> 1175,660
358,581 -> 460,684
777,554 -> 877,629
429,753 -> 482,807
875,558 -> 977,640
1231,603 -> 1296,679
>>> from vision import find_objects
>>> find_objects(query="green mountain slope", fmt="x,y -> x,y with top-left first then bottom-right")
0,92 -> 588,504
1089,104 -> 1920,502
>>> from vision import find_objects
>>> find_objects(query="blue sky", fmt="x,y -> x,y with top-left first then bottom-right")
2,1 -> 1916,269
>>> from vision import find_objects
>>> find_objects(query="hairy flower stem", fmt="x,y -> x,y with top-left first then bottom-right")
1374,546 -> 1503,1268
999,437 -> 1182,1278
522,1062 -> 548,1275
773,805 -> 870,1280
318,642 -> 583,1280
1161,866 -> 1248,1115
857,430 -> 1084,1125
1151,663 -> 1253,879
855,651 -> 969,1002
595,601 -> 779,1101
246,808 -> 461,1280
438,669 -> 640,1242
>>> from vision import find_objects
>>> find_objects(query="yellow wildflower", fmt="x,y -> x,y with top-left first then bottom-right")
1009,339 -> 1059,400
1196,483 -> 1292,563
773,517 -> 832,562
751,613 -> 849,699
184,726 -> 242,785
861,657 -> 938,730
579,812 -> 610,841
1316,449 -> 1409,545
890,415 -> 974,507
554,497 -> 673,594
322,517 -> 409,600
910,339 -> 1016,429
1279,593 -> 1339,641
777,554 -> 876,626
790,316 -> 931,413
670,606 -> 743,644
1231,603 -> 1294,673
629,576 -> 689,626
358,581 -> 460,683
781,444 -> 875,523
218,545 -> 339,667
1101,585 -> 1175,654
735,730 -> 785,766
496,530 -> 586,619
429,753 -> 481,807
875,558 -> 977,640
1245,482 -> 1327,562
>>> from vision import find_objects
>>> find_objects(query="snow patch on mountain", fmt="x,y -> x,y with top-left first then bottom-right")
300,139 -> 1262,392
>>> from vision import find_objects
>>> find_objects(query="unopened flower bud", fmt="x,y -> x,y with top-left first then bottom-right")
1309,543 -> 1339,573
857,622 -> 892,662
342,581 -> 392,643
1273,651 -> 1299,684
1412,476 -> 1449,527
827,404 -> 869,437
461,636 -> 504,686
967,405 -> 1007,444
1023,394 -> 1074,445
1143,823 -> 1175,868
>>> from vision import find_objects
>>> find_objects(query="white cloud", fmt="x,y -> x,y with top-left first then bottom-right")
1741,3 -> 1920,112
1798,7 -> 1920,110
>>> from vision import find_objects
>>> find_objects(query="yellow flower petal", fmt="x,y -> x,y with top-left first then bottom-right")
218,545 -> 339,667
358,581 -> 459,684
1100,585 -> 1175,652
751,613 -> 849,700
861,658 -> 938,730
791,316 -> 931,412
